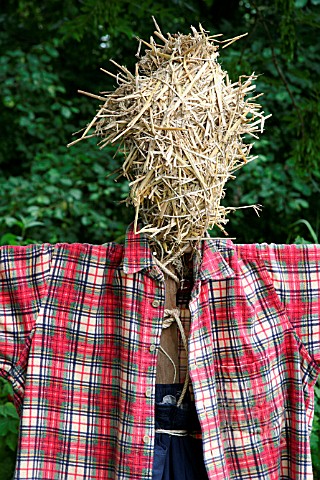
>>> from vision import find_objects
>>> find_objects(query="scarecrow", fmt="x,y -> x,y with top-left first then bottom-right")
1,19 -> 318,480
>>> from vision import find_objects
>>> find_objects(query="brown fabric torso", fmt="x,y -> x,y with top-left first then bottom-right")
156,275 -> 179,384
156,258 -> 193,384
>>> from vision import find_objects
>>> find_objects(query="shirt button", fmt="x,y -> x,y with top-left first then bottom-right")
145,387 -> 153,397
152,300 -> 160,308
143,435 -> 151,444
149,344 -> 156,353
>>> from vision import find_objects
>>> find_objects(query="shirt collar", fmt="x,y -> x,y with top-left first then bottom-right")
122,223 -> 155,274
198,237 -> 235,281
122,222 -> 235,280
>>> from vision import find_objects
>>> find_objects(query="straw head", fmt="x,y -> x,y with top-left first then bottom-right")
71,21 -> 269,263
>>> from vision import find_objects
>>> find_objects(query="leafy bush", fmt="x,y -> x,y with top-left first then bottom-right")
311,381 -> 320,479
0,142 -> 131,246
0,378 -> 19,479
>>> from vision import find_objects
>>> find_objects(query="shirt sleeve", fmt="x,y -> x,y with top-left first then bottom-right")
0,244 -> 52,378
261,243 -> 320,366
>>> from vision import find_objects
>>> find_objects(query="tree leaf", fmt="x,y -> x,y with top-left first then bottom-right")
295,0 -> 308,7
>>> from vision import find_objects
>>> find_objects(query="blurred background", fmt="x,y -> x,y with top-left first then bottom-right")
0,0 -> 319,478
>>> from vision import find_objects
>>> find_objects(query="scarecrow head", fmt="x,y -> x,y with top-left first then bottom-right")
70,20 -> 269,264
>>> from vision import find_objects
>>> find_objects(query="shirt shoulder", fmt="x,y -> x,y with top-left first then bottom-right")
234,242 -> 320,263
52,241 -> 124,266
1,240 -> 124,262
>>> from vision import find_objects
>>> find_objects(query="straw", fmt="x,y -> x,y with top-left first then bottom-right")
68,20 -> 270,264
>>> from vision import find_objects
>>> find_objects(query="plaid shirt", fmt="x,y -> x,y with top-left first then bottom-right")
0,224 -> 319,479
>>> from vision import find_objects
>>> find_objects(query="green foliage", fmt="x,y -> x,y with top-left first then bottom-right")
289,219 -> 319,243
0,41 -> 76,169
1,0 -> 320,245
0,142 -> 131,245
311,381 -> 320,478
0,378 -> 19,479
217,0 -> 320,242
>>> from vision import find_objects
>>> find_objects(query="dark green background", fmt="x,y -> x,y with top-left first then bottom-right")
0,0 -> 319,477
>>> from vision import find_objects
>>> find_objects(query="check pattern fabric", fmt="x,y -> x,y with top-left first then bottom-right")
0,224 -> 320,479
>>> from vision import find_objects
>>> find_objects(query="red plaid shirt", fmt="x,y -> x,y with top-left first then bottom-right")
0,224 -> 319,479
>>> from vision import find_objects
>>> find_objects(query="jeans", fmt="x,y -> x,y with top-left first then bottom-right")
152,384 -> 208,480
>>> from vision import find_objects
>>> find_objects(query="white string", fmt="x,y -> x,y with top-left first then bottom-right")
159,345 -> 177,383
155,429 -> 188,436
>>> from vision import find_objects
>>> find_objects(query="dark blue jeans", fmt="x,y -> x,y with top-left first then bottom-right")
152,384 -> 208,480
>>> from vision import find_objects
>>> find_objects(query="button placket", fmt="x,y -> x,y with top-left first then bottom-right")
150,296 -> 162,354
